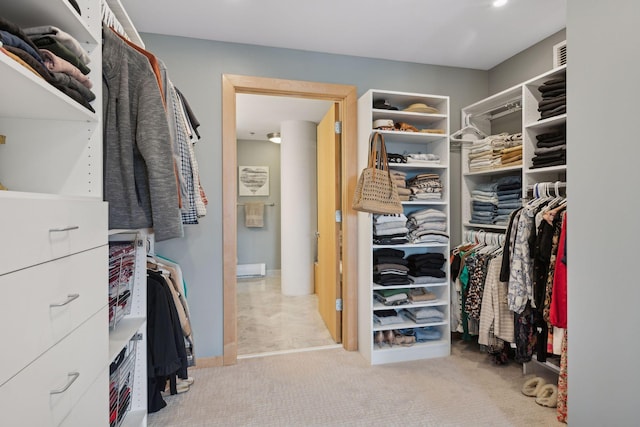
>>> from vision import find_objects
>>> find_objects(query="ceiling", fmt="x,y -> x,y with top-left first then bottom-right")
121,0 -> 567,140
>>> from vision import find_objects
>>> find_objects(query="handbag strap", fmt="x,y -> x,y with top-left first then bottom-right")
368,131 -> 391,172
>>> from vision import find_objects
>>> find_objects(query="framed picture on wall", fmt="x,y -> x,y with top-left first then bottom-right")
238,166 -> 270,196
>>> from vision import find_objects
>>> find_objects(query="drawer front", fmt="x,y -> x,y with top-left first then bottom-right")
0,246 -> 107,386
0,196 -> 107,275
0,308 -> 108,427
59,367 -> 109,427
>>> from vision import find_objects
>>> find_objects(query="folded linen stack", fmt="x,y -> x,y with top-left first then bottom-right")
373,248 -> 411,287
406,208 -> 448,244
405,152 -> 440,165
469,132 -> 523,171
373,214 -> 409,245
407,173 -> 443,201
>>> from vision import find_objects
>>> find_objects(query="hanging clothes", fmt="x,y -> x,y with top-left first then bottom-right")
102,26 -> 182,241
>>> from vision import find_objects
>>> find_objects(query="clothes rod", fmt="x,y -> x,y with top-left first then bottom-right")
237,202 -> 275,206
471,99 -> 522,120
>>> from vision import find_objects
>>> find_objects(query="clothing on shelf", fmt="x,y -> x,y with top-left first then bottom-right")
468,132 -> 523,172
531,124 -> 566,169
0,16 -> 95,112
537,77 -> 566,121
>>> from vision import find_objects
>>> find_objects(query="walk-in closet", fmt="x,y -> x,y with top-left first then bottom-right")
2,1 -> 637,426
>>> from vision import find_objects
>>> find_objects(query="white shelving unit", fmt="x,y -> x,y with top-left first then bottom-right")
459,85 -> 523,236
459,65 -> 567,239
109,230 -> 150,427
0,1 -> 147,425
456,65 -> 567,375
357,89 -> 451,365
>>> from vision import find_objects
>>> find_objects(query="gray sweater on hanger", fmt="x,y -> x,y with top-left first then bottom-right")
102,27 -> 182,241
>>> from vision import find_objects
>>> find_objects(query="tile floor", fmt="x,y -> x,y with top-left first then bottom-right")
236,271 -> 337,357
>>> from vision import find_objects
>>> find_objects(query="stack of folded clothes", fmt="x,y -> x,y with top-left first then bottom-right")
405,152 -> 440,166
373,248 -> 411,287
406,252 -> 447,283
406,208 -> 448,244
407,173 -> 443,201
374,288 -> 410,306
494,175 -> 522,225
373,214 -> 408,245
531,124 -> 566,169
415,326 -> 443,341
373,309 -> 404,326
389,168 -> 412,201
468,132 -> 523,171
401,306 -> 445,324
470,182 -> 498,225
537,77 -> 566,120
0,17 -> 96,112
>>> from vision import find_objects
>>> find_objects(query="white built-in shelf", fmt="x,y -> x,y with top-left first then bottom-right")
375,129 -> 447,143
463,222 -> 508,231
373,320 -> 448,331
373,243 -> 449,249
120,410 -> 147,427
105,0 -> 146,48
525,113 -> 567,130
402,200 -> 448,206
389,164 -> 448,170
108,316 -> 146,362
373,282 -> 448,291
3,0 -> 98,44
373,300 -> 448,311
464,165 -> 523,177
526,165 -> 567,175
0,55 -> 98,122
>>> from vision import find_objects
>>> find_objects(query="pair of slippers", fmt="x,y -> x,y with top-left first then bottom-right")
521,376 -> 558,408
161,376 -> 195,397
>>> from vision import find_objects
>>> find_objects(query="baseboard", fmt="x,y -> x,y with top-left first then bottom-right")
193,356 -> 224,368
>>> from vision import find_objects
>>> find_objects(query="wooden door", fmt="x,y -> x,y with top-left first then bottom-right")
316,103 -> 342,342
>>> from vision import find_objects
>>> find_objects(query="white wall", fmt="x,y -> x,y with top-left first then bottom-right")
280,120 -> 317,295
567,1 -> 640,423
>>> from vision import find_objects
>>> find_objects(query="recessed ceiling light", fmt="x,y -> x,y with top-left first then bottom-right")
493,0 -> 508,7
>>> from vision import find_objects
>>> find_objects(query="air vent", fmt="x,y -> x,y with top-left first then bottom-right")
553,40 -> 567,67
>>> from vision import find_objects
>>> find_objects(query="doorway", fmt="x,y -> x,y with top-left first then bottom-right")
221,74 -> 358,365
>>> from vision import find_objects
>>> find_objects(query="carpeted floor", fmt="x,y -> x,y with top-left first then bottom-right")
148,339 -> 564,427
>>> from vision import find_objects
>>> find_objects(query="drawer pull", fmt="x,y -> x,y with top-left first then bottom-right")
49,225 -> 80,232
50,293 -> 80,308
50,372 -> 80,395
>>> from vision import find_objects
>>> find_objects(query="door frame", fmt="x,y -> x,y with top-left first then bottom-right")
221,74 -> 358,365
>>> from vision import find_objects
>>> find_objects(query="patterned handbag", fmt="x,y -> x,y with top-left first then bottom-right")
352,132 -> 403,215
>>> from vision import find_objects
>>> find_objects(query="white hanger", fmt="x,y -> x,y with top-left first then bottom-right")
450,124 -> 487,142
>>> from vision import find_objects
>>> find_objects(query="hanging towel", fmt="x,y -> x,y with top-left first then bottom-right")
244,202 -> 264,228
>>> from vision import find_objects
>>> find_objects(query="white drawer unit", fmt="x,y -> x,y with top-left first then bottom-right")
0,194 -> 108,276
59,368 -> 109,427
0,308 -> 108,427
0,246 -> 108,386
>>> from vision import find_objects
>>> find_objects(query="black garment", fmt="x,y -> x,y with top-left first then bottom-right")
175,87 -> 202,138
499,207 -> 524,282
147,270 -> 188,413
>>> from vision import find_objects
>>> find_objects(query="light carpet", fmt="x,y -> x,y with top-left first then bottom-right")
148,340 -> 563,427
